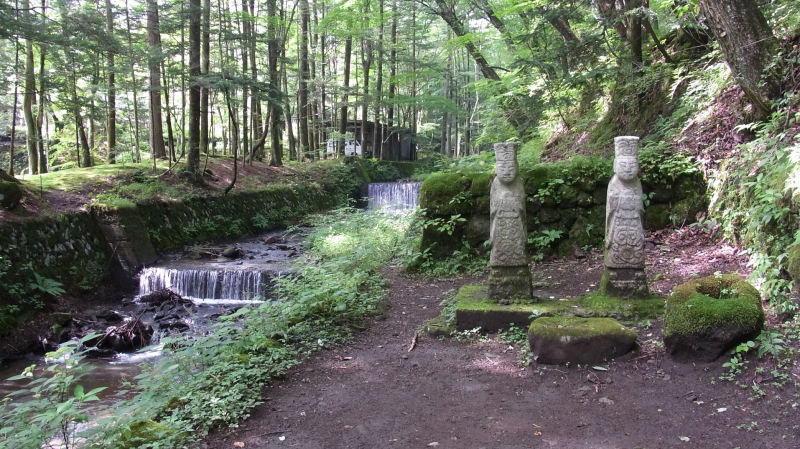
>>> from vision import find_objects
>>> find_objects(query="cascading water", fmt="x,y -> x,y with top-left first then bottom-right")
368,181 -> 422,211
139,267 -> 274,301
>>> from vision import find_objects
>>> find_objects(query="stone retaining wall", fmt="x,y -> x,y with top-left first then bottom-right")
419,156 -> 706,260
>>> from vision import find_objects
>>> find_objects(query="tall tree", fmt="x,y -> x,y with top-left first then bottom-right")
267,0 -> 283,166
147,0 -> 167,160
699,0 -> 781,119
105,0 -> 116,164
188,0 -> 202,175
21,0 -> 38,174
298,0 -> 311,159
337,36 -> 352,156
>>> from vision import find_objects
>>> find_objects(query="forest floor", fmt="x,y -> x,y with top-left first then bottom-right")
203,227 -> 800,449
0,156 -> 334,223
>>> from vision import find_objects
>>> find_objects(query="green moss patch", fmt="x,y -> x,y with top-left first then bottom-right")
664,274 -> 764,362
665,274 -> 763,338
453,285 -> 664,332
528,316 -> 638,365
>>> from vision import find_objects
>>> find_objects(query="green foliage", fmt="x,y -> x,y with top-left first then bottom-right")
29,272 -> 66,297
528,230 -> 563,261
0,335 -> 105,449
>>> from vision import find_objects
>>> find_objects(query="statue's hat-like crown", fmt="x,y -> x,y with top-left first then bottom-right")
614,136 -> 639,158
494,142 -> 517,162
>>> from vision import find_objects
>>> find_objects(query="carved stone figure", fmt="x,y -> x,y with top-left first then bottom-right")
601,136 -> 649,299
489,142 -> 533,301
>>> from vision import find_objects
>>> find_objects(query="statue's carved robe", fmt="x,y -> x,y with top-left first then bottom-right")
490,177 -> 528,267
605,176 -> 645,269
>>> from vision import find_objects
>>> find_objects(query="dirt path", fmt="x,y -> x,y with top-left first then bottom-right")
204,233 -> 799,449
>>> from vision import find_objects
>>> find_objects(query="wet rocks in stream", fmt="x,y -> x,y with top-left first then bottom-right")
140,288 -> 196,332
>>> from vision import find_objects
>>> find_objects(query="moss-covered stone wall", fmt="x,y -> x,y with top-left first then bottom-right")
419,156 -> 707,260
0,212 -> 110,333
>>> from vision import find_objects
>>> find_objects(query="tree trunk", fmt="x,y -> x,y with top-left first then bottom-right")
125,2 -> 141,162
298,0 -> 311,160
373,0 -> 384,160
387,1 -> 396,160
188,0 -> 202,176
22,0 -> 38,174
200,0 -> 211,157
338,36 -> 352,156
699,0 -> 781,119
10,33 -> 19,175
267,0 -> 283,166
147,0 -> 167,159
106,0 -> 116,164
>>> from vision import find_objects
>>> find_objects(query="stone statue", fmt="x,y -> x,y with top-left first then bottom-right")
489,142 -> 533,301
600,136 -> 649,299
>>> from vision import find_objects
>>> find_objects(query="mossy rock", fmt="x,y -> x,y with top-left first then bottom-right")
424,315 -> 455,338
528,317 -> 638,365
643,203 -> 673,230
786,244 -> 800,284
418,172 -> 473,215
664,274 -> 764,362
0,181 -> 22,209
120,419 -> 178,448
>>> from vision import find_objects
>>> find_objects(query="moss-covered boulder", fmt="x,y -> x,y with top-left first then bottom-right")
0,181 -> 22,209
528,317 -> 638,365
787,244 -> 800,284
664,274 -> 764,363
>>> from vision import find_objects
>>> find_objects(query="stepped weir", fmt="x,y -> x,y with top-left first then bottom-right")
367,181 -> 422,211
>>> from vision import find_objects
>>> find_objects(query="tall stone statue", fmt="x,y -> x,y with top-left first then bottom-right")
601,136 -> 649,299
489,142 -> 533,301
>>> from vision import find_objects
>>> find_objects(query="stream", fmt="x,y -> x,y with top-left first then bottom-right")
0,181 -> 421,402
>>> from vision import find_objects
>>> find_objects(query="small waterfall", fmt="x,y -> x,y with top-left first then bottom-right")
368,181 -> 422,211
139,267 -> 273,301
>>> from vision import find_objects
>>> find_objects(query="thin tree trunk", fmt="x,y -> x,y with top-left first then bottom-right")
386,0 -> 396,160
267,0 -> 283,166
162,65 -> 176,161
373,0 -> 384,160
10,33 -> 19,175
106,0 -> 116,164
124,2 -> 141,162
200,0 -> 210,158
22,0 -> 38,174
338,37 -> 352,156
298,0 -> 311,160
188,0 -> 202,175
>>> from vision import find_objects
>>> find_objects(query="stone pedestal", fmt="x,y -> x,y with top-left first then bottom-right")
600,268 -> 649,299
489,266 -> 533,302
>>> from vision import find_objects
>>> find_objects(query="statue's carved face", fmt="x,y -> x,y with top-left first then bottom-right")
496,160 -> 517,184
615,158 -> 639,182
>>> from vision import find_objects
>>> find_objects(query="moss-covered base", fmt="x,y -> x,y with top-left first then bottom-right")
454,285 -> 664,332
664,274 -> 764,362
528,316 -> 638,365
600,268 -> 649,299
488,266 -> 535,302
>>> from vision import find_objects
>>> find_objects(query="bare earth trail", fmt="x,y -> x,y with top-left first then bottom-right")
205,232 -> 799,449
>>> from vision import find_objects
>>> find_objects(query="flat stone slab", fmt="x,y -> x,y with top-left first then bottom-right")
454,285 -> 664,333
528,317 -> 638,365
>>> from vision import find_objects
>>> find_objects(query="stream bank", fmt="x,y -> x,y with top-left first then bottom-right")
0,159 -> 423,358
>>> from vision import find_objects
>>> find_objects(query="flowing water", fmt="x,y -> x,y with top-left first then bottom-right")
368,181 -> 421,211
0,229 -> 306,401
